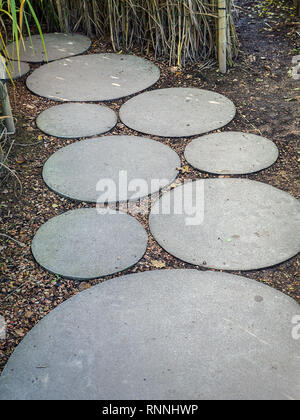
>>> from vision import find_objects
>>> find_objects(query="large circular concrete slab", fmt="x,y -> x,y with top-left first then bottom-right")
5,33 -> 91,63
36,103 -> 117,138
1,61 -> 30,81
0,269 -> 299,400
119,88 -> 236,137
26,54 -> 160,101
31,208 -> 148,280
42,136 -> 180,203
184,132 -> 279,175
149,179 -> 300,270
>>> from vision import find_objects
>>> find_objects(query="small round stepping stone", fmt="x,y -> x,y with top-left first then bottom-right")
0,269 -> 299,400
184,132 -> 279,174
6,33 -> 91,63
36,103 -> 117,138
31,208 -> 148,280
119,88 -> 236,137
149,179 -> 300,270
1,61 -> 30,81
26,54 -> 160,102
42,136 -> 180,203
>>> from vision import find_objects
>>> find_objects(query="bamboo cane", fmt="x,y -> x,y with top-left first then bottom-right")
218,0 -> 227,73
31,1 -> 236,67
295,0 -> 300,17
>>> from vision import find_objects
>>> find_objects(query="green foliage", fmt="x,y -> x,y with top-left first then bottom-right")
0,1 -> 44,67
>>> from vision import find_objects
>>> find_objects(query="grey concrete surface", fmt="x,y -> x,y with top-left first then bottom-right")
42,136 -> 180,203
1,61 -> 30,81
31,208 -> 148,280
149,179 -> 300,270
184,131 -> 279,174
119,88 -> 236,137
26,54 -> 160,101
5,33 -> 91,63
0,270 -> 299,400
36,103 -> 117,138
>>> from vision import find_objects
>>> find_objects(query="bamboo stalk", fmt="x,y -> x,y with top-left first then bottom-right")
296,0 -> 300,17
218,0 -> 227,73
55,0 -> 65,32
31,0 -> 236,68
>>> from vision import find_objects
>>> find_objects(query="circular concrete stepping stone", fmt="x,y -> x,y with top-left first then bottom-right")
26,54 -> 160,101
185,132 -> 279,175
1,61 -> 30,81
36,103 -> 117,138
6,33 -> 91,63
43,136 -> 180,203
119,88 -> 236,137
149,179 -> 300,270
31,208 -> 148,280
0,269 -> 299,400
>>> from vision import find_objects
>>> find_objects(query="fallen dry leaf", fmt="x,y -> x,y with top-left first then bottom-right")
151,260 -> 166,269
16,155 -> 25,164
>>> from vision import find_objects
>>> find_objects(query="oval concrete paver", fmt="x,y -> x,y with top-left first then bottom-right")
31,208 -> 148,280
119,88 -> 236,137
36,103 -> 117,138
2,61 -> 30,80
0,270 -> 299,400
42,136 -> 180,203
5,33 -> 91,63
26,54 -> 160,101
184,131 -> 279,175
149,179 -> 300,270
